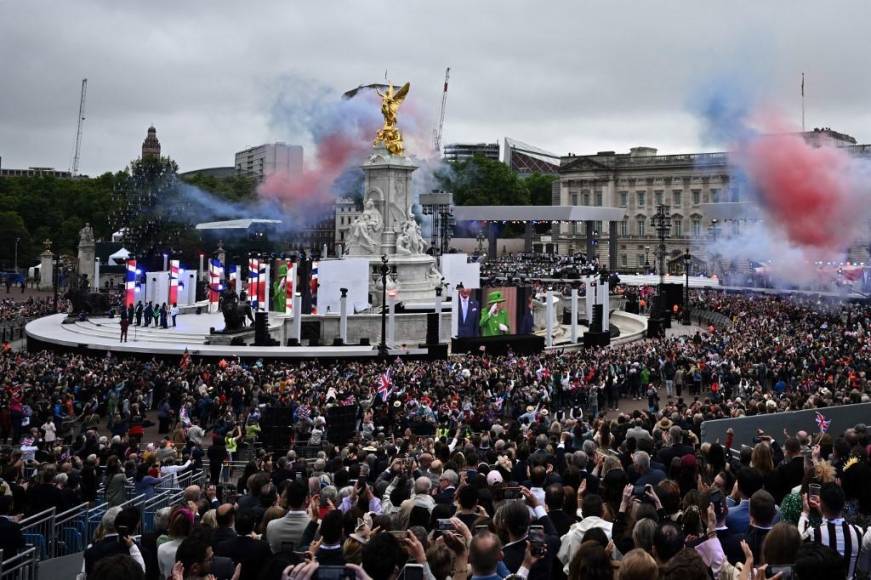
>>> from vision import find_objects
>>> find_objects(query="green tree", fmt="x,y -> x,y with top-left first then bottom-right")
0,211 -> 30,271
180,173 -> 257,203
523,173 -> 556,206
112,155 -> 190,258
437,155 -> 529,206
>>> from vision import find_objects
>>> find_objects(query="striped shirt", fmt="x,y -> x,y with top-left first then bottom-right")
800,513 -> 864,579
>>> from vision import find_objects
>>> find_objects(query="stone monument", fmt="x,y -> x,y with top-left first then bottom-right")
39,239 -> 54,290
345,81 -> 441,304
77,222 -> 96,288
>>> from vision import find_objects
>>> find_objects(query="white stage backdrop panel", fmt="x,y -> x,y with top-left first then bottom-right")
319,258 -> 371,314
144,270 -> 170,305
441,254 -> 481,295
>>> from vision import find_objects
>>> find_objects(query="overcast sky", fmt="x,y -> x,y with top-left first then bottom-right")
2,0 -> 870,176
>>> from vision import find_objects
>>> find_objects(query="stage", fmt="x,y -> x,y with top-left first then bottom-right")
25,313 -> 434,360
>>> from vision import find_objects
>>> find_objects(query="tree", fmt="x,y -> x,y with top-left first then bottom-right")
437,155 -> 529,206
523,173 -> 556,206
0,172 -> 118,266
112,155 -> 190,260
0,211 -> 30,270
180,173 -> 257,203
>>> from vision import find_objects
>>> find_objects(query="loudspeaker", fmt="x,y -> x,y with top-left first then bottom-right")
426,312 -> 439,345
326,405 -> 359,445
254,311 -> 269,345
333,338 -> 345,346
359,338 -> 370,346
591,304 -> 604,333
647,317 -> 664,338
583,331 -> 610,347
562,310 -> 573,325
661,283 -> 683,311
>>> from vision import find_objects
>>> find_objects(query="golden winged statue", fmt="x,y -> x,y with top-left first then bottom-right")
343,81 -> 411,156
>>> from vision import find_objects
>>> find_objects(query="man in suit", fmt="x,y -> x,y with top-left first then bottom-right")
457,288 -> 480,337
215,512 -> 272,580
0,496 -> 24,560
499,492 -> 559,580
726,467 -> 764,536
212,504 -> 238,546
772,437 -> 805,503
265,480 -> 312,553
544,484 -> 573,538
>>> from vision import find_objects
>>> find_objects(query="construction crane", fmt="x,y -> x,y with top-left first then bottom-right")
71,78 -> 87,176
432,67 -> 450,153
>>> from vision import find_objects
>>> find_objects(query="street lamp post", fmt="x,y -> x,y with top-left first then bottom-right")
377,255 -> 391,357
644,246 -> 650,273
53,252 -> 60,312
682,249 -> 692,325
13,237 -> 21,274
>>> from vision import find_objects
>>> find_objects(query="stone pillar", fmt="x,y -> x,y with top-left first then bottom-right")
387,296 -> 396,346
199,254 -> 205,282
609,221 -> 619,272
78,244 -> 96,288
524,222 -> 534,252
570,287 -> 579,343
39,241 -> 54,290
545,290 -> 554,348
94,258 -> 101,290
585,221 -> 596,261
339,288 -> 348,344
291,292 -> 302,343
433,287 -> 443,343
487,222 -> 498,258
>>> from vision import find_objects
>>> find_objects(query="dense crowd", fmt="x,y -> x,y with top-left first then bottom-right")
0,290 -> 868,579
480,254 -> 592,282
0,296 -> 56,324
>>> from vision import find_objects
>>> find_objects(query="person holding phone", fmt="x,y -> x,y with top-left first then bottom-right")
798,482 -> 864,579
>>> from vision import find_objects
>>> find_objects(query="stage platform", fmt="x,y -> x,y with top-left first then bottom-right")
25,313 -> 434,360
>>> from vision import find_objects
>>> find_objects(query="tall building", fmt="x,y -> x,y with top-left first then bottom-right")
0,156 -> 72,179
235,143 -> 303,181
557,129 -> 870,272
443,138 -> 560,175
334,197 -> 361,255
142,126 -> 161,158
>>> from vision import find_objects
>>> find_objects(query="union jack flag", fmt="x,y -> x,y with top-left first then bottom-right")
125,259 -> 137,307
295,404 -> 311,422
377,368 -> 393,402
815,411 -> 830,433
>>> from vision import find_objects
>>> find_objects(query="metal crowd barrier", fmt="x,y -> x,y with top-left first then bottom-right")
0,546 -> 38,580
19,508 -> 55,561
54,503 -> 89,557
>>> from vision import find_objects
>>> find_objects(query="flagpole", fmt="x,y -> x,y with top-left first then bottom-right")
801,72 -> 806,132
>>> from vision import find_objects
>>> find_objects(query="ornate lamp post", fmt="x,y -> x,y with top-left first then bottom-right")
682,249 -> 692,325
651,205 -> 671,328
374,255 -> 396,357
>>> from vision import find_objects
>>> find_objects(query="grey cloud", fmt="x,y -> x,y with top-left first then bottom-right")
2,0 -> 871,175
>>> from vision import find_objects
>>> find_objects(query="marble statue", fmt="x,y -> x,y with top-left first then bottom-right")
348,199 -> 383,254
79,223 -> 94,244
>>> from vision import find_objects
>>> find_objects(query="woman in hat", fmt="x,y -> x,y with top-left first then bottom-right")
480,290 -> 510,337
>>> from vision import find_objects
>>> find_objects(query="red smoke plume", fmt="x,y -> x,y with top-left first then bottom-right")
737,130 -> 864,251
257,131 -> 373,220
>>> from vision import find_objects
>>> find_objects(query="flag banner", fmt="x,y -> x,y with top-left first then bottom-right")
169,260 -> 180,304
125,260 -> 137,307
228,265 -> 239,293
310,260 -> 319,315
208,259 -> 224,305
286,260 -> 296,315
247,258 -> 259,310
257,260 -> 267,309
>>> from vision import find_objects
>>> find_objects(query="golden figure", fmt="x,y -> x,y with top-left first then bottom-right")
343,80 -> 410,156
374,82 -> 410,155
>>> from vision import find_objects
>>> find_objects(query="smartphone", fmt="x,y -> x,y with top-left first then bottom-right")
401,563 -> 424,580
528,524 -> 545,557
633,484 -> 646,497
116,524 -> 130,543
388,530 -> 407,538
766,565 -> 793,579
808,483 -> 821,501
316,565 -> 355,580
436,518 -> 454,532
504,486 -> 522,500
475,525 -> 490,536
296,471 -> 305,481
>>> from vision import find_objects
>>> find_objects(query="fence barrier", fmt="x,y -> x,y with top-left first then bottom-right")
0,546 -> 39,580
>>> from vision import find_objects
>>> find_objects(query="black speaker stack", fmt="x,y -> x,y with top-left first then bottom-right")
254,311 -> 279,346
325,405 -> 359,445
261,407 -> 293,452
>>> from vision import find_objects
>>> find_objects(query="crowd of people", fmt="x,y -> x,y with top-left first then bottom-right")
0,296 -> 56,324
0,289 -> 868,579
479,254 -> 593,283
